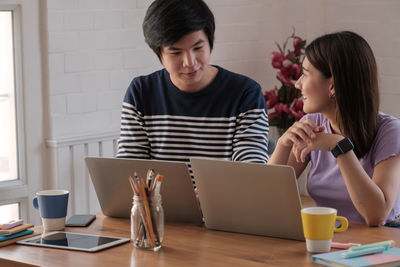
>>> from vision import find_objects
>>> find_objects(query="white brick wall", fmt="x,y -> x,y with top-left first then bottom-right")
80,71 -> 110,93
50,95 -> 67,116
97,91 -> 125,110
64,11 -> 94,30
47,0 -> 153,137
109,69 -> 137,91
67,93 -> 97,114
47,0 -> 78,10
49,73 -> 80,95
323,0 -> 400,118
123,48 -> 160,69
94,11 -> 123,30
93,50 -> 123,70
48,32 -> 79,52
46,0 -> 400,138
65,51 -> 94,72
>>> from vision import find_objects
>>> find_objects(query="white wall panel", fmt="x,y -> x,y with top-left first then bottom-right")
46,133 -> 118,216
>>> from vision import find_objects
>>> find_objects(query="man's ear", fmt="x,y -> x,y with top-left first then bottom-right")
157,53 -> 164,66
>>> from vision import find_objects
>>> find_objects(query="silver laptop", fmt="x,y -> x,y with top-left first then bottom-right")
190,158 -> 305,241
85,157 -> 203,223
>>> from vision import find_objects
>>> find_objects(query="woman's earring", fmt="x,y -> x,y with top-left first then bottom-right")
329,92 -> 335,99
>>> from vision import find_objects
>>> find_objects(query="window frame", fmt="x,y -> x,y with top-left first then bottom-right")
0,2 -> 36,223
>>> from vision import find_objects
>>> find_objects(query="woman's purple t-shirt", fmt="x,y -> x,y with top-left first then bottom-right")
302,112 -> 400,223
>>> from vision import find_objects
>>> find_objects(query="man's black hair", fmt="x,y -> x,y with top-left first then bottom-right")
143,0 -> 215,60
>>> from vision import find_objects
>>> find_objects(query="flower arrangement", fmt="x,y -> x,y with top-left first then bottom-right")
264,29 -> 306,130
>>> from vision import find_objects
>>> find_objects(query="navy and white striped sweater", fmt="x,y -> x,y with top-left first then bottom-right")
117,66 -> 269,169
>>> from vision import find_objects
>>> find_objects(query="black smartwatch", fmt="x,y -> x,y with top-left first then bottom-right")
331,137 -> 354,158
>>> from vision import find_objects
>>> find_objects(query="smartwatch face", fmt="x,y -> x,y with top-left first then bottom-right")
332,137 -> 354,158
338,138 -> 354,152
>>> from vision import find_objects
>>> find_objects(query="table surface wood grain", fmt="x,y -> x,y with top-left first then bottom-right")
1,210 -> 400,267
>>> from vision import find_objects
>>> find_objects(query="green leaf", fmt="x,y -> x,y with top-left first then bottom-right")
289,53 -> 296,63
276,75 -> 284,85
275,41 -> 283,53
278,86 -> 286,102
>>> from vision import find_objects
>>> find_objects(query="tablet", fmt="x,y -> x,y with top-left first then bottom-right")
16,231 -> 130,252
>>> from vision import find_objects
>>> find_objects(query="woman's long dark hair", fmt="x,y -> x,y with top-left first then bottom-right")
305,31 -> 379,158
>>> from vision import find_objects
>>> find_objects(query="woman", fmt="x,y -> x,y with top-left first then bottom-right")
269,31 -> 400,226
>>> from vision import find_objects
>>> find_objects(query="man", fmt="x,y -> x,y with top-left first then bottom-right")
117,0 -> 269,167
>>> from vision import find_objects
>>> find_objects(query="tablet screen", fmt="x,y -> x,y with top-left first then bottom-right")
17,231 -> 130,252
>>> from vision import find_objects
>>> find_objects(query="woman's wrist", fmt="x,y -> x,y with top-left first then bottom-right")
326,134 -> 345,151
276,136 -> 293,148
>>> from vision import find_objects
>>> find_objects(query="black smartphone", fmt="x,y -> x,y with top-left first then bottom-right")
65,214 -> 96,227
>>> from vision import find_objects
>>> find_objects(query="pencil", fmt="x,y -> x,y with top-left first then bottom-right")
145,186 -> 160,245
154,174 -> 164,196
138,208 -> 150,247
141,183 -> 156,247
129,176 -> 140,196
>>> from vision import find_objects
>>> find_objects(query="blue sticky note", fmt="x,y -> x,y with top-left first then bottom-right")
312,247 -> 400,267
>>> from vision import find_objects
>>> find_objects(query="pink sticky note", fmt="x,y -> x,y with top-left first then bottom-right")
363,254 -> 400,265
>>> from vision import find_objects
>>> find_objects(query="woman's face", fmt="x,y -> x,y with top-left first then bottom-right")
295,57 -> 334,114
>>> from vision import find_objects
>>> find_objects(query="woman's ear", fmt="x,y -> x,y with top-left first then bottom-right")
329,78 -> 335,98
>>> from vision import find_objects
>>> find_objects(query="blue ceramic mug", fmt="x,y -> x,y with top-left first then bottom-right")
33,189 -> 69,231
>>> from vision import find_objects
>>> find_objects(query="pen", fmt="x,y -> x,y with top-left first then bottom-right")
331,242 -> 360,249
349,240 -> 395,251
342,246 -> 386,259
146,169 -> 155,188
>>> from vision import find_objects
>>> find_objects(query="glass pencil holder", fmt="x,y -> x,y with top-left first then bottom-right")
131,194 -> 164,251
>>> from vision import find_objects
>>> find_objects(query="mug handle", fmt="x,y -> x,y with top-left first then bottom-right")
33,196 -> 39,210
334,216 -> 349,232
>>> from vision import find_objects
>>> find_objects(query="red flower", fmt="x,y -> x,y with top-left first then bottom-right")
277,70 -> 292,86
269,103 -> 290,120
265,29 -> 306,129
289,108 -> 304,120
292,63 -> 302,79
277,63 -> 301,86
291,97 -> 303,111
268,112 -> 279,120
289,98 -> 304,120
264,87 -> 279,108
271,52 -> 286,69
293,38 -> 303,56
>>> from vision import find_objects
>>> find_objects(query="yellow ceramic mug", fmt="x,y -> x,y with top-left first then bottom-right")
301,207 -> 348,253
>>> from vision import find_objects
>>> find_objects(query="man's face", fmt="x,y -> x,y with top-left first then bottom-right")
160,30 -> 213,92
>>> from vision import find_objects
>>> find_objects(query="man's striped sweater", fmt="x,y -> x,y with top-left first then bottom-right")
117,66 -> 269,169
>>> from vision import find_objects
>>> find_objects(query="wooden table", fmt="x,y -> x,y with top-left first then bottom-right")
1,213 -> 400,267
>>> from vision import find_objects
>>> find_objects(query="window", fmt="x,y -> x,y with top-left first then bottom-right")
0,1 -> 46,225
0,203 -> 19,223
0,11 -> 18,183
0,6 -> 24,222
